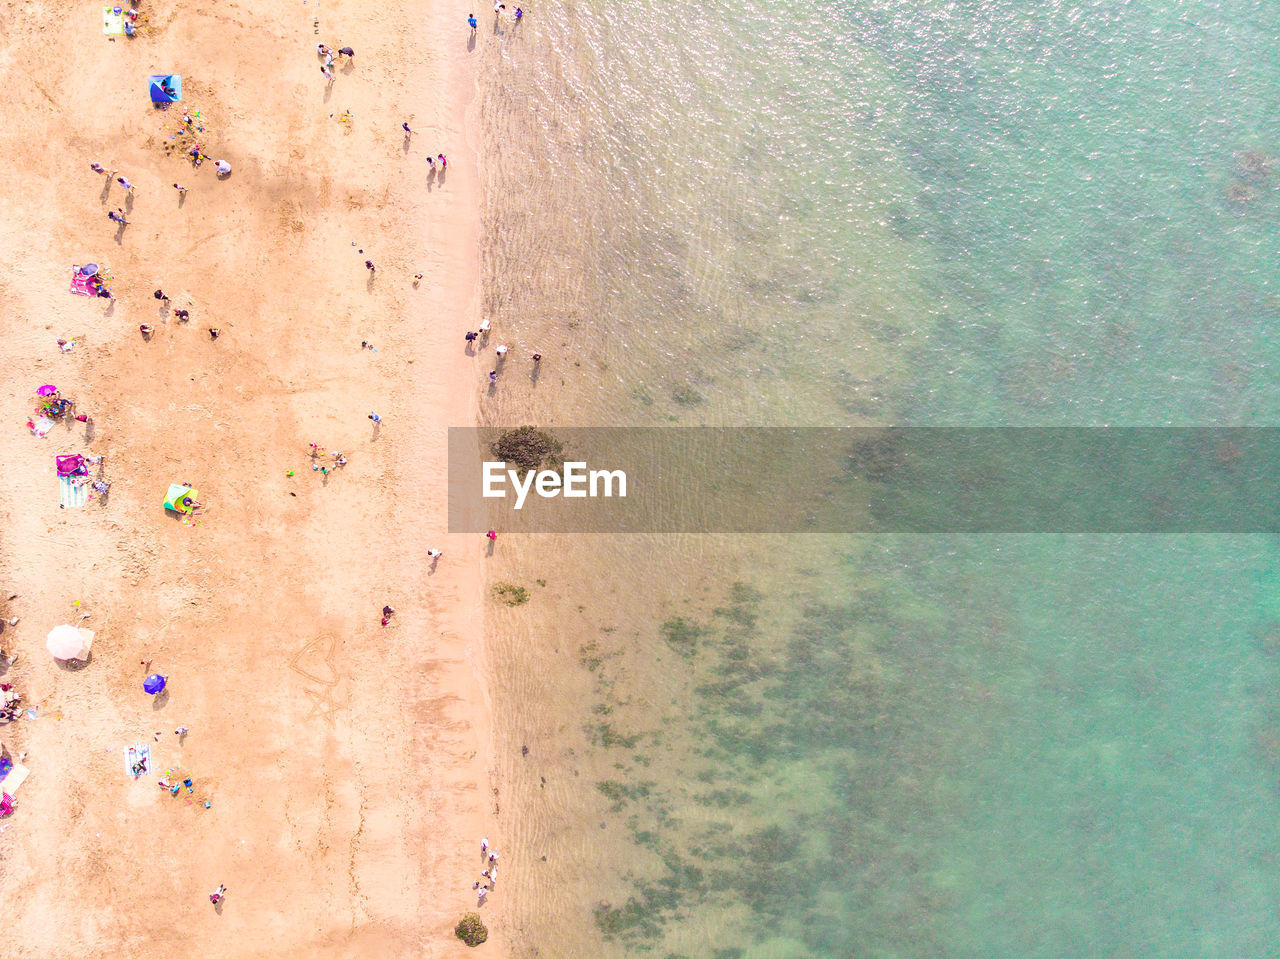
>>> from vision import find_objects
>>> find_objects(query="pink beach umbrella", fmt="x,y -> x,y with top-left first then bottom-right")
46,624 -> 90,660
36,385 -> 57,396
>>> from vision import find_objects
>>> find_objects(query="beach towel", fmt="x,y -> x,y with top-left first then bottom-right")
59,475 -> 88,509
103,6 -> 124,35
69,272 -> 96,296
3,764 -> 29,795
124,744 -> 151,778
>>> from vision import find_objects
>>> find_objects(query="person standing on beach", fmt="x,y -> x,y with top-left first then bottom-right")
369,412 -> 382,424
437,154 -> 448,170
90,162 -> 105,173
486,529 -> 498,542
495,345 -> 508,360
173,182 -> 187,193
321,65 -> 334,82
488,370 -> 498,382
117,176 -> 135,193
107,209 -> 128,225
402,121 -> 414,135
209,884 -> 226,905
365,260 -> 376,273
532,352 -> 542,362
465,331 -> 477,344
428,548 -> 443,560
338,46 -> 355,58
468,13 -> 478,31
154,289 -> 168,301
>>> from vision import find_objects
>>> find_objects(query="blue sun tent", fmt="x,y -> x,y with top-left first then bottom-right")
149,74 -> 182,103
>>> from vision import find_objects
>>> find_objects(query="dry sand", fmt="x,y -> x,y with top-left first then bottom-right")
0,1 -> 506,954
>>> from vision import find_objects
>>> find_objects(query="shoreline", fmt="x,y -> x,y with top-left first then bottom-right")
0,2 -> 502,955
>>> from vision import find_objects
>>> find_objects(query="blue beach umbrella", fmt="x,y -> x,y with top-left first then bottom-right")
143,673 -> 167,694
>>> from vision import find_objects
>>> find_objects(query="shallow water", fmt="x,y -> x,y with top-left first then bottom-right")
473,1 -> 1280,956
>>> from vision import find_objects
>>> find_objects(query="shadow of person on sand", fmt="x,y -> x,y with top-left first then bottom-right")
151,688 -> 170,710
178,190 -> 187,209
467,33 -> 477,52
55,653 -> 92,672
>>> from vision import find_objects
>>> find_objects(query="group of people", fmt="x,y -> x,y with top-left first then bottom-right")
473,837 -> 502,903
307,443 -> 348,477
316,43 -> 355,82
464,323 -> 542,383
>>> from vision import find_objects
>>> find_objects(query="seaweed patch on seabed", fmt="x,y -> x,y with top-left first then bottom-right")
587,571 -> 962,957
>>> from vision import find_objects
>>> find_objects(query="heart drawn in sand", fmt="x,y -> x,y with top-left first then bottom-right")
288,635 -> 340,686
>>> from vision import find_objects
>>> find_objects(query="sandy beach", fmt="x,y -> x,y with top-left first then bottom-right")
0,1 -> 503,955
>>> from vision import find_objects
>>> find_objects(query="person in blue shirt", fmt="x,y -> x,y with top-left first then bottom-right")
468,13 -> 477,31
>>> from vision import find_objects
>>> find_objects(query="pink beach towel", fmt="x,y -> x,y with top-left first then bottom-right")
69,273 -> 96,296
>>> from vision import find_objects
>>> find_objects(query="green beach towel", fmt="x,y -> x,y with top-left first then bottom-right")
59,475 -> 88,509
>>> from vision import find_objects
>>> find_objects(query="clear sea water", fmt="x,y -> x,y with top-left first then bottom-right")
472,1 -> 1280,956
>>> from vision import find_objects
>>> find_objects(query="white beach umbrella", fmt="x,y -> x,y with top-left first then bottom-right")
46,624 -> 90,660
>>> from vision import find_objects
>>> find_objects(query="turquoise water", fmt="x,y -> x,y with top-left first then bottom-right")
473,1 -> 1280,956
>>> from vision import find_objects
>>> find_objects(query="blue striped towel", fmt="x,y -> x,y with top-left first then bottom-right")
59,475 -> 88,508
